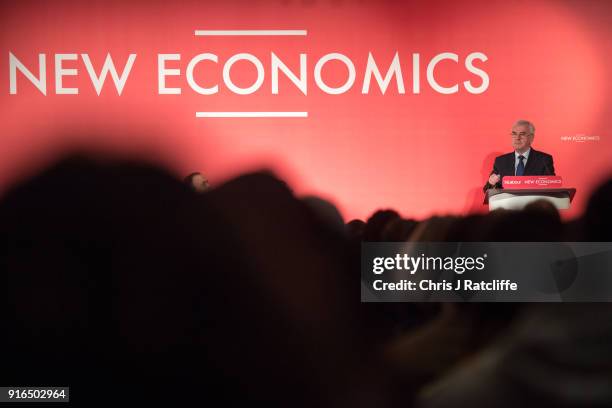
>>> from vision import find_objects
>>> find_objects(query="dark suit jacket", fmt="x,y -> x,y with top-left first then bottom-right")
483,148 -> 555,192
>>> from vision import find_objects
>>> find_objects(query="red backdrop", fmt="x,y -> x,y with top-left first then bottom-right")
1,0 -> 610,220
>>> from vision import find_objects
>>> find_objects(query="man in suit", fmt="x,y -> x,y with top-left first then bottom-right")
483,120 -> 555,192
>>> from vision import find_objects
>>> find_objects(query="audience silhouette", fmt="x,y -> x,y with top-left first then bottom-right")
0,153 -> 610,406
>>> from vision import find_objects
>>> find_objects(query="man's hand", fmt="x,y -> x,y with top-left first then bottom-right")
488,173 -> 501,186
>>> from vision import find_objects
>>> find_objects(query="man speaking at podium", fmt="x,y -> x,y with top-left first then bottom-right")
483,120 -> 555,192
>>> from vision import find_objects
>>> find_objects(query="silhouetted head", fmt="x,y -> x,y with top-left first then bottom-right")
382,218 -> 418,241
585,179 -> 612,240
364,210 -> 400,241
301,195 -> 345,234
346,219 -> 366,241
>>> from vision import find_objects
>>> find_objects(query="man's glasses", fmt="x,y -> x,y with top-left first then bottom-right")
510,132 -> 531,139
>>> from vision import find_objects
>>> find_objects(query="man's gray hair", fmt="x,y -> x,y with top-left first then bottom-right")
513,119 -> 535,135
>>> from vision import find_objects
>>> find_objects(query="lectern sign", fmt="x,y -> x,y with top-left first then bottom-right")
503,176 -> 563,189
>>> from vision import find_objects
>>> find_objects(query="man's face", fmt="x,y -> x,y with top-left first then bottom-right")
191,174 -> 209,192
511,124 -> 534,153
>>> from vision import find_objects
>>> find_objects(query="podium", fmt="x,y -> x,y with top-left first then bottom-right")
484,188 -> 576,211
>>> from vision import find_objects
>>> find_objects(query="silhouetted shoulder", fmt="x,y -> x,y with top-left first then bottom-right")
496,152 -> 515,160
494,152 -> 515,164
538,150 -> 553,160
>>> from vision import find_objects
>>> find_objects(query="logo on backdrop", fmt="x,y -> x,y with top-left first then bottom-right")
560,134 -> 601,143
8,29 -> 489,118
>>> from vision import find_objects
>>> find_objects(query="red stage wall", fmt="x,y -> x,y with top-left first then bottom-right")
1,0 -> 610,220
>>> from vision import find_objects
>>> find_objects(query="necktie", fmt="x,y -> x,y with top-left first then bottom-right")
516,155 -> 525,176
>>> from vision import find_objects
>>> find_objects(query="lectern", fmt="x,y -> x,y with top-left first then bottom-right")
484,188 -> 576,211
